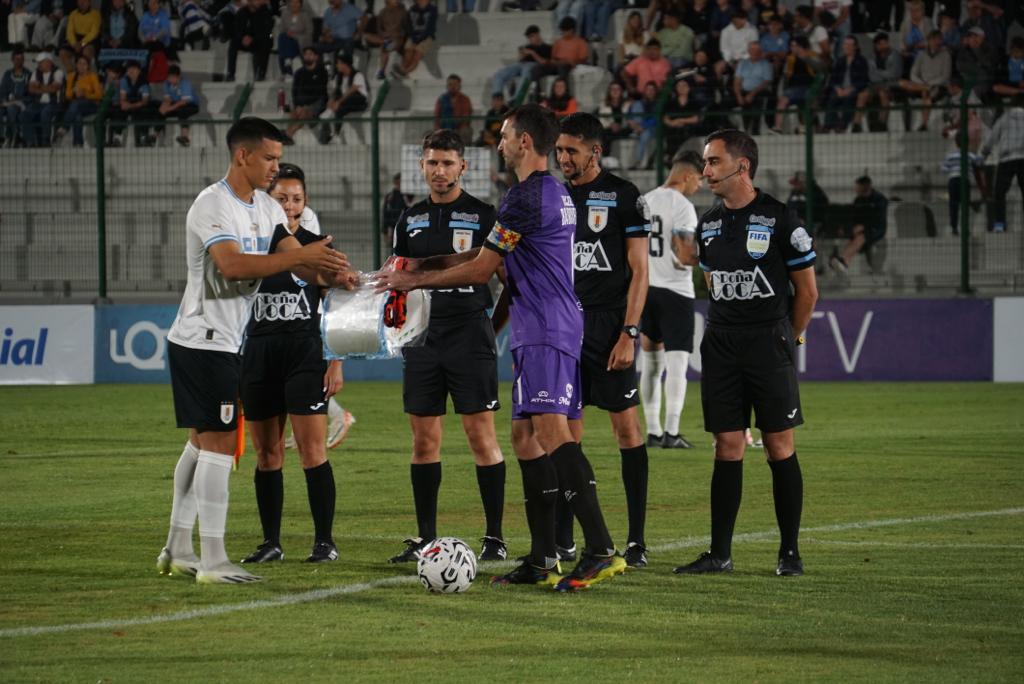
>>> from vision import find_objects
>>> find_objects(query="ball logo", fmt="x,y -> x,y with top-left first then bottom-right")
110,320 -> 169,370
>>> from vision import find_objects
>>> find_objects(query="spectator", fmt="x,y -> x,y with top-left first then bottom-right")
732,40 -> 774,134
582,0 -> 623,43
57,53 -> 102,147
645,0 -> 687,32
157,63 -> 199,147
285,46 -> 328,141
320,53 -> 368,143
656,12 -> 695,68
687,48 -> 720,109
824,35 -> 868,132
683,0 -> 711,45
490,24 -> 548,98
628,80 -> 659,169
960,0 -> 1004,52
897,30 -> 951,132
227,0 -> 274,81
814,0 -> 851,59
476,92 -> 509,149
615,10 -> 648,71
980,97 -> 1024,233
708,0 -> 736,48
277,0 -> 315,77
718,9 -> 759,76
662,77 -> 706,158
20,51 -> 62,147
739,0 -> 761,28
956,26 -> 1000,100
596,79 -> 635,156
942,77 -> 985,151
553,0 -> 586,38
622,38 -> 670,97
941,136 -> 987,235
534,16 -> 589,85
137,0 -> 172,56
434,73 -> 472,144
851,32 -> 902,133
759,15 -> 791,74
102,0 -> 139,50
7,0 -> 42,48
211,0 -> 243,43
993,37 -> 1024,99
397,0 -> 438,77
898,0 -> 933,66
771,35 -> 823,133
178,0 -> 210,51
1,46 -> 32,148
362,0 -> 407,79
101,60 -> 123,93
63,0 -> 101,73
381,173 -> 412,247
792,5 -> 830,61
448,0 -> 475,12
938,12 -> 960,53
109,59 -> 154,147
829,175 -> 888,274
786,170 -> 830,232
28,6 -> 62,51
316,0 -> 362,58
542,75 -> 578,118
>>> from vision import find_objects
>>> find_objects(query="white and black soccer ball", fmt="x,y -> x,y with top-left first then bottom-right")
416,537 -> 477,593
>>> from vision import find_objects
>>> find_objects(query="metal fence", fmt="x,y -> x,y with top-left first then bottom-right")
1,89 -> 1022,301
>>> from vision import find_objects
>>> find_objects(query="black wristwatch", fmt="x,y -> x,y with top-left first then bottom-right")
622,325 -> 639,339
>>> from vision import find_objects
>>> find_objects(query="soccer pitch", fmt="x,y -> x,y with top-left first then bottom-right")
1,382 -> 1022,682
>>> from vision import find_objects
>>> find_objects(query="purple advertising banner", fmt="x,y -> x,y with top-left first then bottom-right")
687,298 -> 994,381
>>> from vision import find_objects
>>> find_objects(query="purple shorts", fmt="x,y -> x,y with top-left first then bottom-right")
511,345 -> 583,421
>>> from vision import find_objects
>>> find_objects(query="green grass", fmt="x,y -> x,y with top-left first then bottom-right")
0,382 -> 1022,682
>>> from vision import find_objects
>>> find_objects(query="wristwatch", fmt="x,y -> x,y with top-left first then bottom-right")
622,325 -> 639,339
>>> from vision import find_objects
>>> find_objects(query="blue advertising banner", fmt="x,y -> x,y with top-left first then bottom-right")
94,305 -> 177,383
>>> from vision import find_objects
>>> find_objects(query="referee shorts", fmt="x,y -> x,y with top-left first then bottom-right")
240,333 -> 329,421
699,319 -> 804,435
402,313 -> 500,416
580,308 -> 640,413
640,286 -> 695,352
168,341 -> 242,432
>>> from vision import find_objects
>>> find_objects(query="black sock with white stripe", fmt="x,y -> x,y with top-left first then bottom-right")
550,442 -> 614,556
518,455 -> 558,568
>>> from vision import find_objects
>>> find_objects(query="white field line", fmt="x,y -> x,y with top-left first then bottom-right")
1,507 -> 1021,639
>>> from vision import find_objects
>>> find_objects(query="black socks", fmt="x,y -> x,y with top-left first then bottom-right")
710,459 -> 743,561
304,460 -> 336,544
475,462 -> 506,540
410,462 -> 442,542
550,442 -> 614,555
254,467 -> 283,546
620,445 -> 649,546
518,455 -> 559,567
769,453 -> 803,558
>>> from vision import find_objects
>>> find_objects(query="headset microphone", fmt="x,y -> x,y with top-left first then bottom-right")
714,164 -> 746,183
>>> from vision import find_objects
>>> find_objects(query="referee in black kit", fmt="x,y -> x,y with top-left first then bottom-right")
674,129 -> 818,577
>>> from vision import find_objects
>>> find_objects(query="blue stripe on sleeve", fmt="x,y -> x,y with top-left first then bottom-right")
203,234 -> 240,248
625,224 -> 650,234
699,262 -> 710,271
786,251 -> 817,267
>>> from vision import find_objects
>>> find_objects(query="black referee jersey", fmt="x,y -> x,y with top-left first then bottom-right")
246,226 -> 328,338
393,191 -> 497,321
697,190 -> 816,327
564,170 -> 651,312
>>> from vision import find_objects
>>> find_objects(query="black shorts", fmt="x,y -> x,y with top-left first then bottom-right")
168,341 -> 242,432
699,320 -> 803,435
240,334 -> 329,421
640,287 -> 695,352
402,313 -> 500,416
580,308 -> 640,413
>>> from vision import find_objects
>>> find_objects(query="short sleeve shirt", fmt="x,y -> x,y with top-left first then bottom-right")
644,185 -> 697,299
697,190 -> 816,327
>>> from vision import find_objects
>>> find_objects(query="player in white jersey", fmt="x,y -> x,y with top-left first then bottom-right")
157,117 -> 350,584
639,149 -> 702,449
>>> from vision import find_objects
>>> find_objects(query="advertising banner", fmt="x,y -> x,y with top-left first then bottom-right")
0,306 -> 95,384
94,305 -> 177,383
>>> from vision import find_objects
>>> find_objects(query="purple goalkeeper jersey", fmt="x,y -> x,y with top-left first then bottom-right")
484,170 -> 583,358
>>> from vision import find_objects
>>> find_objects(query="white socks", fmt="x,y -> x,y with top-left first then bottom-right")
195,450 -> 234,569
664,351 -> 690,436
165,441 -> 199,557
640,349 -> 666,435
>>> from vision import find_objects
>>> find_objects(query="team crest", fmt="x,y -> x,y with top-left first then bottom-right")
452,229 -> 473,253
220,401 -> 235,425
746,226 -> 771,259
588,206 -> 609,232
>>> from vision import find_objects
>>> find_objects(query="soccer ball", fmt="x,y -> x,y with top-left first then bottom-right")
416,537 -> 477,593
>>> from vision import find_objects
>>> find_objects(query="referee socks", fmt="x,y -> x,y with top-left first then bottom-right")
769,454 -> 803,559
550,442 -> 615,556
304,461 -> 336,545
410,462 -> 441,542
475,462 -> 506,541
254,467 -> 284,547
620,445 -> 649,546
710,459 -> 743,561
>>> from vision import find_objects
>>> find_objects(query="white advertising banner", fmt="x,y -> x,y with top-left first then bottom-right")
0,306 -> 95,385
993,297 -> 1024,382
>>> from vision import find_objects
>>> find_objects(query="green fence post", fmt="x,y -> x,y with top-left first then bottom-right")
654,79 -> 674,185
958,82 -> 973,295
512,74 -> 532,107
371,80 -> 392,268
93,85 -> 116,302
232,83 -> 254,122
803,74 -> 825,234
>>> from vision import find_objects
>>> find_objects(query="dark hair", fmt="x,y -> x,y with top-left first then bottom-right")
271,162 -> 307,192
796,5 -> 812,20
645,37 -> 661,48
874,32 -> 889,43
505,104 -> 560,156
226,116 -> 289,150
1011,36 -> 1024,50
704,128 -> 759,179
928,29 -> 943,40
672,148 -> 704,172
125,59 -> 141,70
792,35 -> 810,49
335,53 -> 353,67
11,44 -> 25,56
168,64 -> 181,76
855,175 -> 872,186
422,128 -> 465,157
732,9 -> 746,19
547,76 -> 573,110
559,112 -> 603,144
447,73 -> 462,82
558,16 -> 576,31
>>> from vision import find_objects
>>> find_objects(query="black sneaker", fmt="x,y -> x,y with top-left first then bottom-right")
776,550 -> 804,576
554,552 -> 627,592
646,433 -> 664,447
388,537 -> 428,563
240,541 -> 284,564
662,433 -> 694,449
478,536 -> 508,561
556,543 -> 577,562
673,551 -> 733,574
304,541 -> 339,563
623,542 -> 648,568
491,559 -> 562,587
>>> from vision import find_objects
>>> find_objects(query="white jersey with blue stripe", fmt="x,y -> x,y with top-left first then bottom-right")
168,180 -> 289,353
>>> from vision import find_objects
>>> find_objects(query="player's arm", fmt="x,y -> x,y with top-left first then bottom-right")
376,247 -> 501,292
788,267 -> 818,338
415,247 -> 481,271
671,231 -> 698,267
271,232 -> 357,287
207,235 -> 348,282
608,237 -> 649,371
